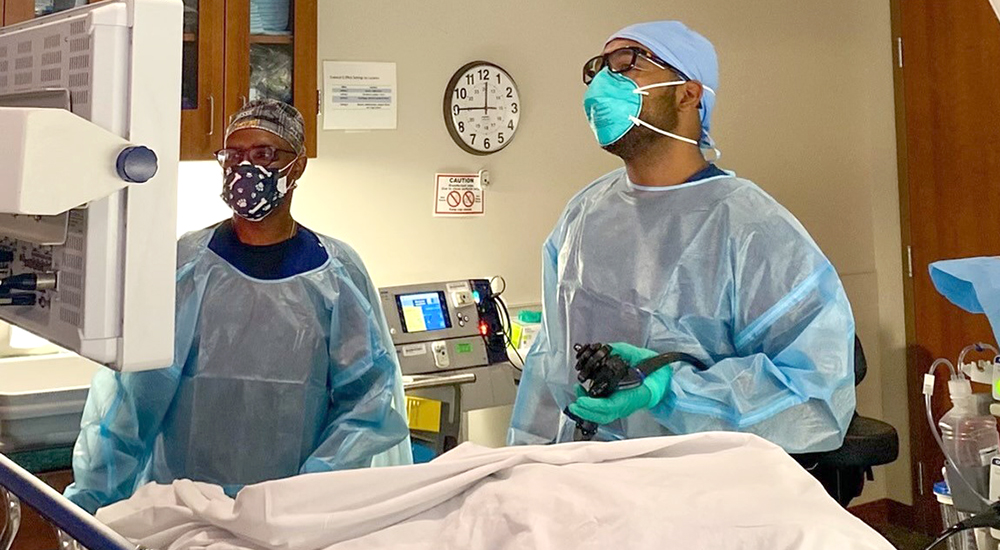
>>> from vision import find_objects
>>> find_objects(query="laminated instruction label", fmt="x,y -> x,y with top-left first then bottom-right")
434,173 -> 485,217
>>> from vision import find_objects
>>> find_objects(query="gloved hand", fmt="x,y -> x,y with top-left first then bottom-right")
568,342 -> 674,425
568,368 -> 673,425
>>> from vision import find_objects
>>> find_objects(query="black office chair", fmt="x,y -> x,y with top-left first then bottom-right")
792,336 -> 900,507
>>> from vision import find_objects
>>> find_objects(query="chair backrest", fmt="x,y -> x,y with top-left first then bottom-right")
854,335 -> 867,387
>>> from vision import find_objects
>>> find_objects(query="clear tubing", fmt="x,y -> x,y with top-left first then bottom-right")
958,342 -> 1000,371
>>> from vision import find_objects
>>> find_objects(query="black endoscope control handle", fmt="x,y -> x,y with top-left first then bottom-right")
568,342 -> 711,441
574,343 -> 630,398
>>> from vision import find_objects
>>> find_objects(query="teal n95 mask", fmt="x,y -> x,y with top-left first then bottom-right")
583,68 -> 717,153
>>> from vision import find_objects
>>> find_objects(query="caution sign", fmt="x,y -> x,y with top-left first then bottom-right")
434,174 -> 485,217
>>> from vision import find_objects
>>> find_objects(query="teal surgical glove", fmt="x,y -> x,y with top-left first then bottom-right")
568,366 -> 673,426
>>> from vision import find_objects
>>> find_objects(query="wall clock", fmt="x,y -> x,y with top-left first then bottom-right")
443,61 -> 520,155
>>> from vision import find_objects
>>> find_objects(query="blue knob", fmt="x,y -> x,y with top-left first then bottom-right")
116,146 -> 158,183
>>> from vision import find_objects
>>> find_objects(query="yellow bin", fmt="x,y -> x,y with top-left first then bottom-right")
406,395 -> 442,433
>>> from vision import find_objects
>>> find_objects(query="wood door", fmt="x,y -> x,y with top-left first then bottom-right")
894,0 -> 1000,533
179,0 -> 225,160
225,0 -> 317,156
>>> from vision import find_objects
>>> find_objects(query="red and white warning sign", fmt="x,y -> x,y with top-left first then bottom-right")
434,173 -> 485,217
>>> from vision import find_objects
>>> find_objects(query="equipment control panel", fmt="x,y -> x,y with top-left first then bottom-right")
380,279 -> 507,375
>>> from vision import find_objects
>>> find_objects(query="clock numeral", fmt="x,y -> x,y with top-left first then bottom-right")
470,133 -> 477,145
498,132 -> 505,144
508,120 -> 514,131
506,87 -> 513,98
458,121 -> 465,133
478,68 -> 490,81
455,88 -> 468,100
465,74 -> 474,86
484,138 -> 491,150
496,73 -> 501,85
511,102 -> 518,114
452,105 -> 460,116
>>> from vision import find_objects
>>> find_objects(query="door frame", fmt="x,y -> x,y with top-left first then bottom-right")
890,0 -> 945,532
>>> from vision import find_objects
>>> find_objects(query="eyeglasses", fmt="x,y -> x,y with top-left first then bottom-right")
582,47 -> 679,85
214,145 -> 297,168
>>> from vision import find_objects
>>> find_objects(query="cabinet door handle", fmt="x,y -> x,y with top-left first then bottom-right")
207,95 -> 215,136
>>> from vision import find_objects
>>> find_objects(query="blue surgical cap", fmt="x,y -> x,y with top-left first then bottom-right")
608,21 -> 719,147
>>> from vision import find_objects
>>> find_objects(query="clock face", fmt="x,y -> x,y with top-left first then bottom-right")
444,61 -> 520,155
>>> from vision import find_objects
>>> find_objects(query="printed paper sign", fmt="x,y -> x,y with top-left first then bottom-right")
323,61 -> 397,130
434,173 -> 485,217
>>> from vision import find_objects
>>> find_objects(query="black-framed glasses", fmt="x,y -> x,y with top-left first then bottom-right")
214,145 -> 297,168
582,46 -> 678,85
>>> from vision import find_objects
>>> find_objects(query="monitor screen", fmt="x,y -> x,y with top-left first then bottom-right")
397,291 -> 452,333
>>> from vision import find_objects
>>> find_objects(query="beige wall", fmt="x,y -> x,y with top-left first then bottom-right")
177,0 -> 909,504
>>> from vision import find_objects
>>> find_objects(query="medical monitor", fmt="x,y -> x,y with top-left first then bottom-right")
0,0 -> 181,371
396,291 -> 452,334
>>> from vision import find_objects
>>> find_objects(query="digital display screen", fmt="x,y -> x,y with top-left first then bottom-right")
397,292 -> 452,333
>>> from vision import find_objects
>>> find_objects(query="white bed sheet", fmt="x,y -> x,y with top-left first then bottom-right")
96,432 -> 894,550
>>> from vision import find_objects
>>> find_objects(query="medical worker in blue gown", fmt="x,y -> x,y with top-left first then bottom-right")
65,100 -> 412,514
508,21 -> 857,453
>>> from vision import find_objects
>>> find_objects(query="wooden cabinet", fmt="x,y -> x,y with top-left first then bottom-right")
1,0 -> 318,160
180,0 -> 225,159
186,0 -> 317,159
2,0 -> 43,24
224,0 -> 317,157
4,0 -> 90,25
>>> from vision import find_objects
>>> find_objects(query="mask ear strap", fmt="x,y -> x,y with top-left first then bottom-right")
276,154 -> 303,194
635,81 -> 716,97
632,80 -> 686,96
628,116 -> 700,146
277,175 -> 298,195
636,81 -> 717,134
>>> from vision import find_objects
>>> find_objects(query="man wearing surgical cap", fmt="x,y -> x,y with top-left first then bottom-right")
508,22 -> 856,455
65,100 -> 412,514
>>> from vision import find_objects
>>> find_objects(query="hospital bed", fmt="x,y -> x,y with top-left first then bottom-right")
2,432 -> 896,550
0,357 -> 901,549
